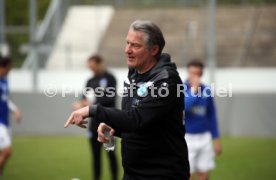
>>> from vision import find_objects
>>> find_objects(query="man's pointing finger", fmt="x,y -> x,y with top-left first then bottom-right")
64,114 -> 73,128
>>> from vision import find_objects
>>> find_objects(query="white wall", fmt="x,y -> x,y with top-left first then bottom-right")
8,68 -> 276,93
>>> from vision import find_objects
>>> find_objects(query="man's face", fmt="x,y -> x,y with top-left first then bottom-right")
187,66 -> 202,80
87,60 -> 100,74
125,30 -> 155,70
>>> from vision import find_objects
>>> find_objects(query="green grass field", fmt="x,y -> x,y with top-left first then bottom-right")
4,136 -> 276,180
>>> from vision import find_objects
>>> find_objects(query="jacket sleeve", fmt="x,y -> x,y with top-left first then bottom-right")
89,77 -> 180,133
208,96 -> 220,139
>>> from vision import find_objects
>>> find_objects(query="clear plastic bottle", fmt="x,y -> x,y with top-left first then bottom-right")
103,129 -> 115,151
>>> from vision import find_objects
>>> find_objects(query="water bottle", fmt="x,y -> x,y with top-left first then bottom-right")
103,129 -> 115,151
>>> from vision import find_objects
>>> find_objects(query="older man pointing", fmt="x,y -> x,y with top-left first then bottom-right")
65,20 -> 190,180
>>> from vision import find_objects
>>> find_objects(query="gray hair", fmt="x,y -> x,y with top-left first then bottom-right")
129,20 -> 165,57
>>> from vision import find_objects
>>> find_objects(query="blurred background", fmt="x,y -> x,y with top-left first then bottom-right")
1,0 -> 276,179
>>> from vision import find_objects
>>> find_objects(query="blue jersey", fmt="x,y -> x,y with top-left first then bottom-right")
184,81 -> 219,138
0,77 -> 9,127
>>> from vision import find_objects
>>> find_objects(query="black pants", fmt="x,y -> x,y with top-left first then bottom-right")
89,134 -> 118,180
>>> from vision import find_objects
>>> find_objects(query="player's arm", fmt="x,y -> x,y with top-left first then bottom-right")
8,99 -> 21,123
208,96 -> 222,156
213,138 -> 222,156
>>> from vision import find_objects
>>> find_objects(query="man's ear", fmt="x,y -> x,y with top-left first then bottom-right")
150,45 -> 159,57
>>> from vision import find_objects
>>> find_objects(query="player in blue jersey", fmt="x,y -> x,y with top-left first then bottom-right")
184,60 -> 222,180
0,55 -> 21,178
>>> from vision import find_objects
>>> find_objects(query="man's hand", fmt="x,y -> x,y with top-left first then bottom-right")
13,110 -> 22,123
213,139 -> 222,156
97,123 -> 115,143
64,106 -> 89,128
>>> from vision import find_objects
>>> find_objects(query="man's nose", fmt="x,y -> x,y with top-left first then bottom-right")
125,44 -> 132,54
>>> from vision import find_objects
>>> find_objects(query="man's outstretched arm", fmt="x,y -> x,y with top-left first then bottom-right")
65,77 -> 179,132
